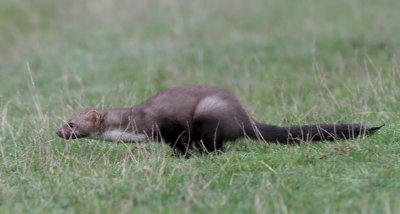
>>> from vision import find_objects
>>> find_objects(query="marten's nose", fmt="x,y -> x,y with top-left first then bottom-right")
56,129 -> 63,138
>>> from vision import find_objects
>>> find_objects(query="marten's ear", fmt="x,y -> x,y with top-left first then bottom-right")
87,110 -> 101,126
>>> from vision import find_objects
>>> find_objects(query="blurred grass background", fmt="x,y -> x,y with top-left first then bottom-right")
0,0 -> 399,213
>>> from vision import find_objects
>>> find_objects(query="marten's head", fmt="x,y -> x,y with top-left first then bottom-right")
56,109 -> 102,140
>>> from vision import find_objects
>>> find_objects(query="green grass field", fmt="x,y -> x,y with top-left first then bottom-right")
1,0 -> 400,213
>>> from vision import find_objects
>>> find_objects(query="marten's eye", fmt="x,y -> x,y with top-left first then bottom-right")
68,122 -> 75,129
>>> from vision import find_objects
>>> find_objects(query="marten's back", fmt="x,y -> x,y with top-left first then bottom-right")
134,86 -> 250,133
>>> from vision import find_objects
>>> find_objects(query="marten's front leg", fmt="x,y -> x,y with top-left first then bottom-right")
170,133 -> 192,158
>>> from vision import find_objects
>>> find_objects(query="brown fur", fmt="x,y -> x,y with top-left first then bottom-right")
56,86 -> 383,156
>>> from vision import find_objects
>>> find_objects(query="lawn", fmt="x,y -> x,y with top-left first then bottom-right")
0,0 -> 399,213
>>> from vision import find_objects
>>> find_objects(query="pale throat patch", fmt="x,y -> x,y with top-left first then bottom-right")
97,130 -> 148,142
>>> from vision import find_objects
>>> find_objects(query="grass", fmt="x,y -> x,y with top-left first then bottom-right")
0,0 -> 400,213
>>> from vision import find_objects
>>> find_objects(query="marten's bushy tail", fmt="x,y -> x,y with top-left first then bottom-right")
247,123 -> 384,144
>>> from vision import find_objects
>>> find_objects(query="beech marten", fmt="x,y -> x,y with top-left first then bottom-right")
56,86 -> 383,155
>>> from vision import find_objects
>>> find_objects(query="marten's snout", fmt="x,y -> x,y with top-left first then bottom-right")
56,127 -> 68,139
56,129 -> 62,138
56,128 -> 67,138
56,125 -> 76,139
